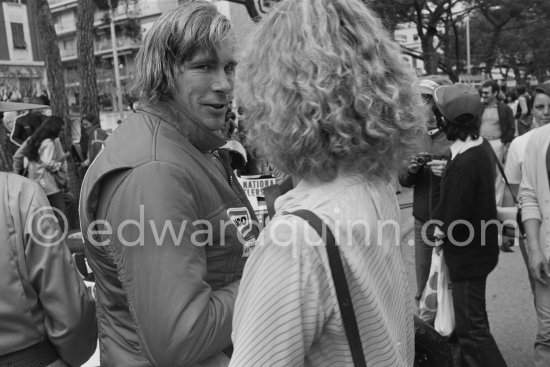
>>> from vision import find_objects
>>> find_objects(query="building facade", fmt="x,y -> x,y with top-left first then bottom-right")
0,0 -> 46,102
48,0 -> 255,119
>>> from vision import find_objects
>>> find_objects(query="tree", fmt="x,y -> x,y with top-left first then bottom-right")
468,0 -> 550,83
30,0 -> 71,146
394,0 -> 471,77
77,0 -> 100,120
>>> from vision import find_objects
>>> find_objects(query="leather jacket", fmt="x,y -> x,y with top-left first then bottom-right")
79,98 -> 259,366
0,173 -> 97,366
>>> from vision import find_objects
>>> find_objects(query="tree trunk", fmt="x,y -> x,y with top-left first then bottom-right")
77,0 -> 100,121
422,35 -> 439,74
31,0 -> 81,230
30,0 -> 71,147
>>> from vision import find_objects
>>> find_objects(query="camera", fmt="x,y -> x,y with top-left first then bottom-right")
415,153 -> 433,166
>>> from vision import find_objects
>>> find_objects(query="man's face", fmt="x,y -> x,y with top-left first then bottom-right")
171,38 -> 236,131
422,95 -> 438,129
532,93 -> 550,126
481,87 -> 497,105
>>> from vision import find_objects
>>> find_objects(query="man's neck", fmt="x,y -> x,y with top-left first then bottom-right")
486,99 -> 497,108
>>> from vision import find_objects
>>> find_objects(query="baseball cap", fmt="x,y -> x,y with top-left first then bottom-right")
418,79 -> 440,95
418,75 -> 453,95
433,85 -> 483,123
535,81 -> 550,96
0,101 -> 48,113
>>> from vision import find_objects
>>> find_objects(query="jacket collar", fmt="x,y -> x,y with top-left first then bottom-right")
137,98 -> 226,152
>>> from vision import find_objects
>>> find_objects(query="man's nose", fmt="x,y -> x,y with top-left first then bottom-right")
212,68 -> 232,93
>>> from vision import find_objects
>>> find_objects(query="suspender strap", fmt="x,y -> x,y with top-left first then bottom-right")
288,209 -> 367,367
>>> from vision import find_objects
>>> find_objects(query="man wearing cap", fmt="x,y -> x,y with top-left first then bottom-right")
480,80 -> 515,206
432,85 -> 507,367
398,76 -> 452,302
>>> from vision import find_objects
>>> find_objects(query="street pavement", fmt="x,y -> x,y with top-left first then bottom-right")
398,188 -> 538,367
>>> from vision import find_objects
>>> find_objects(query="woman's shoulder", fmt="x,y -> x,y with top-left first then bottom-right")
39,138 -> 55,147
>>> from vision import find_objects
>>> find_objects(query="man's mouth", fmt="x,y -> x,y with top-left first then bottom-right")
204,103 -> 227,111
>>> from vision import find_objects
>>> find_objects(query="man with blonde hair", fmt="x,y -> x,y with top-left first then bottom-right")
79,2 -> 258,366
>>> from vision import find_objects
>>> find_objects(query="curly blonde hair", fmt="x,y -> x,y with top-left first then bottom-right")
236,0 -> 424,182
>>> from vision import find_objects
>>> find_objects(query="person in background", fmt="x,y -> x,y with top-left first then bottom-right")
398,75 -> 452,302
0,101 -> 96,367
503,81 -> 550,289
516,85 -> 533,136
230,0 -> 424,365
79,114 -> 108,170
432,85 -> 507,367
505,90 -> 519,119
519,82 -> 550,367
79,2 -> 258,366
13,116 -> 69,229
10,96 -> 49,146
480,80 -> 515,206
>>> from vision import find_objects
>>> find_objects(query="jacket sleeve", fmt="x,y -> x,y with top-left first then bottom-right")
500,103 -> 516,144
230,217 -> 329,367
23,182 -> 97,366
104,163 -> 239,366
12,140 -> 27,175
398,166 -> 420,187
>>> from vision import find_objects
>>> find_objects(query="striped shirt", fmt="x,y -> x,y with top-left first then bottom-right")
230,175 -> 414,367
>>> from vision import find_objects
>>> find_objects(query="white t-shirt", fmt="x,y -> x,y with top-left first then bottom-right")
505,130 -> 536,184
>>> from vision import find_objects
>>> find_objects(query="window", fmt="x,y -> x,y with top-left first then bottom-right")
11,23 -> 26,49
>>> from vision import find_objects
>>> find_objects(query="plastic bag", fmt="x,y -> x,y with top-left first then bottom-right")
419,248 -> 440,324
434,250 -> 455,337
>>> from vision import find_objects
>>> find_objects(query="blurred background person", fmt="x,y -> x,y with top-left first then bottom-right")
9,96 -> 49,147
230,0 -> 425,365
432,85 -> 507,367
13,116 -> 69,230
519,82 -> 550,367
516,85 -> 533,136
480,80 -> 515,207
505,89 -> 518,120
398,75 -> 452,302
79,114 -> 107,172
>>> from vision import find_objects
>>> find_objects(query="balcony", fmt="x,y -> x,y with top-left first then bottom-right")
95,37 -> 141,53
54,22 -> 76,35
48,0 -> 77,12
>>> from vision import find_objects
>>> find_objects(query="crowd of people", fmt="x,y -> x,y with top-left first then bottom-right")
1,0 -> 550,366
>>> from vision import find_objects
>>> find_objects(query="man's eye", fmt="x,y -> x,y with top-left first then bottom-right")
198,65 -> 211,71
225,64 -> 235,74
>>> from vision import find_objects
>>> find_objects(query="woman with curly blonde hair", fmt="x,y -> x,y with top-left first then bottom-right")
230,0 -> 424,366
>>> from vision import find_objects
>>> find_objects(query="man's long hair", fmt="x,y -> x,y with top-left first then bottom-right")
130,1 -> 233,104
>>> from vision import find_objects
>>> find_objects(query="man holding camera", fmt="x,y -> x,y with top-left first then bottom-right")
398,76 -> 452,301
